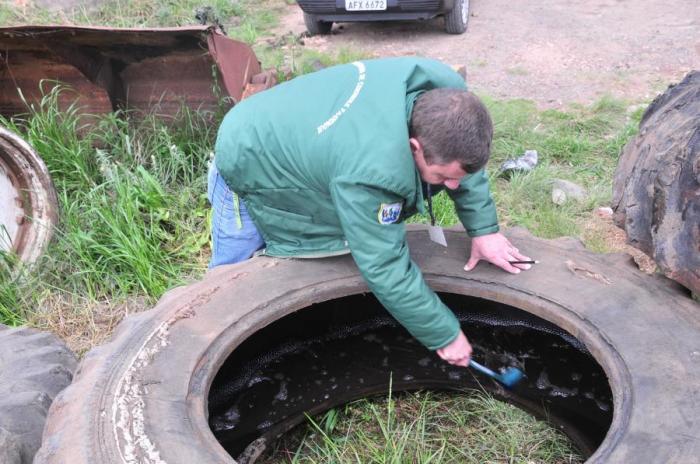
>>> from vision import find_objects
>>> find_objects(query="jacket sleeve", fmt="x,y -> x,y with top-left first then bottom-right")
330,177 -> 461,350
446,169 -> 500,237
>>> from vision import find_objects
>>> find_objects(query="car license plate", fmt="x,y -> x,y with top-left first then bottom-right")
345,0 -> 387,11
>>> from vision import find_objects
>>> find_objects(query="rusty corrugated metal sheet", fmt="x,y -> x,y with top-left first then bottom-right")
0,25 -> 268,121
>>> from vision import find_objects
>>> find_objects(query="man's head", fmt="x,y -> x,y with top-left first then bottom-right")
409,89 -> 493,189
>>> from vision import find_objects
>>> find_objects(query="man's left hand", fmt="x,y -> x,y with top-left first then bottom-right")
463,232 -> 531,274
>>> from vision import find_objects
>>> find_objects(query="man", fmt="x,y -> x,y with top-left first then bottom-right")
208,57 -> 531,368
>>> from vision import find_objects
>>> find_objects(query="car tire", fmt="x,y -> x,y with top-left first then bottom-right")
34,226 -> 700,463
0,325 -> 77,464
303,12 -> 333,36
445,0 -> 469,34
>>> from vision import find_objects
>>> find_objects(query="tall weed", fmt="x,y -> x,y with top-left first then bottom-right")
2,85 -> 212,303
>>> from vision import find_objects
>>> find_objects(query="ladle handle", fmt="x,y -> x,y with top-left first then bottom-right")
469,360 -> 498,379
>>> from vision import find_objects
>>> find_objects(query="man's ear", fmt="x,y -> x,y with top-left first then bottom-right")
409,137 -> 423,161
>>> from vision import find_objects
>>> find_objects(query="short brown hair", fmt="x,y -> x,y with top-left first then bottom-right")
409,89 -> 493,173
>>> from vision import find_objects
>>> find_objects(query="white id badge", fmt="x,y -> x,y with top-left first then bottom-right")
428,225 -> 448,247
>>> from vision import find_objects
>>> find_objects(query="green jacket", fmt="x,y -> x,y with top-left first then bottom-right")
215,57 -> 499,350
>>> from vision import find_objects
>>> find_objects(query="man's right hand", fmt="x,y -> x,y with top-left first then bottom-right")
436,330 -> 472,367
464,232 -> 532,274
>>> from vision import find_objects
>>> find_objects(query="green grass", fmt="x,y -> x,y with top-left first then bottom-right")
0,251 -> 25,326
262,389 -> 583,464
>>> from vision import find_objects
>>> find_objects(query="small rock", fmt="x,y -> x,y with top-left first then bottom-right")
552,189 -> 567,205
551,179 -> 588,205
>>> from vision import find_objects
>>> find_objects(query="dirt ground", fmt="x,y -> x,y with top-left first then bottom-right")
278,0 -> 700,107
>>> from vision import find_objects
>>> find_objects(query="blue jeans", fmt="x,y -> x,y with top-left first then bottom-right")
207,163 -> 265,268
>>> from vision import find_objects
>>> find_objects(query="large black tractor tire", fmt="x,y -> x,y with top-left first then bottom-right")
445,0 -> 469,34
35,227 -> 700,463
303,12 -> 333,36
0,325 -> 76,464
612,70 -> 700,295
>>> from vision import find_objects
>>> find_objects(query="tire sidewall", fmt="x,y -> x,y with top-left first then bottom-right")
303,12 -> 332,36
445,0 -> 468,34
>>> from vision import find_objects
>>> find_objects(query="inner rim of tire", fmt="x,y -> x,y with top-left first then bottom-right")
208,292 -> 615,460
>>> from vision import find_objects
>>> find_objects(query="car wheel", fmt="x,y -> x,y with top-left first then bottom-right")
303,12 -> 332,36
445,0 -> 469,34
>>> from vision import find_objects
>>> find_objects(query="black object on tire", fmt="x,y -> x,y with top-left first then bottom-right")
445,0 -> 469,34
303,12 -> 332,36
0,325 -> 76,464
35,227 -> 700,463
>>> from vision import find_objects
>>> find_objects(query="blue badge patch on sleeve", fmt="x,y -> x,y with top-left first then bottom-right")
378,202 -> 403,224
